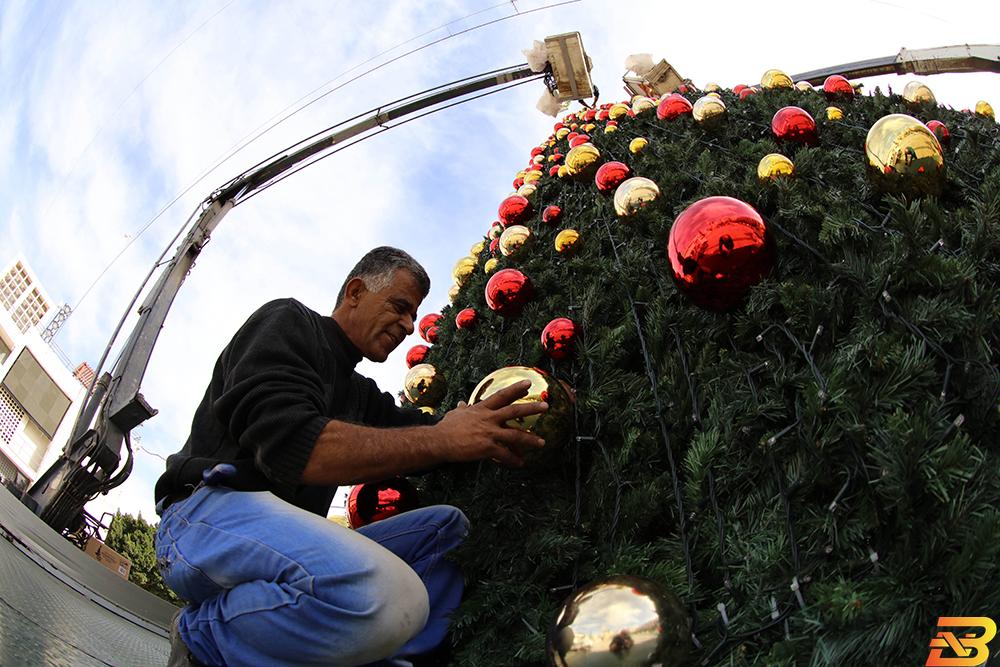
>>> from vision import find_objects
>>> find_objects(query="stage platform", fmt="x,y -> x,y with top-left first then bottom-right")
0,486 -> 175,666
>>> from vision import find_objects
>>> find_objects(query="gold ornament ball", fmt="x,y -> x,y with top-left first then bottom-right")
795,81 -> 813,92
500,224 -> 533,257
583,122 -> 596,132
452,256 -> 477,286
554,229 -> 581,255
614,176 -> 660,217
558,164 -> 570,178
565,143 -> 602,177
418,406 -> 435,415
523,170 -> 543,184
826,106 -> 844,121
761,68 -> 793,89
470,240 -> 486,256
692,95 -> 726,125
604,124 -> 618,134
706,91 -> 722,99
556,127 -> 570,140
975,100 -> 995,121
704,82 -> 721,92
448,284 -> 460,302
404,363 -> 447,407
468,366 -> 572,447
484,257 -> 499,274
902,81 -> 936,105
865,113 -> 945,196
632,97 -> 656,115
532,154 -> 545,165
517,183 -> 539,201
629,137 -> 649,154
757,153 -> 795,181
489,221 -> 505,240
609,103 -> 630,120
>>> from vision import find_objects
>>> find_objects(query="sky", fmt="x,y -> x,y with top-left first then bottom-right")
1,0 -> 998,522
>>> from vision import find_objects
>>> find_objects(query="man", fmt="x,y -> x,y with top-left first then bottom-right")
154,247 -> 547,666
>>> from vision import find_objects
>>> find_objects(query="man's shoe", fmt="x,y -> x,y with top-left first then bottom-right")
167,610 -> 205,667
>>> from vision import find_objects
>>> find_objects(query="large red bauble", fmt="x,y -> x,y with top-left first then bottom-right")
739,87 -> 757,100
485,268 -> 533,316
667,196 -> 775,311
498,195 -> 532,227
569,134 -> 590,147
771,106 -> 818,146
656,93 -> 693,121
542,205 -> 563,225
732,84 -> 747,94
822,75 -> 854,100
530,146 -> 544,157
926,120 -> 950,147
347,477 -> 419,528
597,108 -> 610,121
566,131 -> 579,142
405,344 -> 429,368
418,313 -> 441,341
455,307 -> 478,329
425,326 -> 440,344
583,108 -> 596,122
541,318 -> 578,360
595,161 -> 632,194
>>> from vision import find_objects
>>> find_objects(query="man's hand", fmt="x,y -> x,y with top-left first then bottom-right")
434,380 -> 548,467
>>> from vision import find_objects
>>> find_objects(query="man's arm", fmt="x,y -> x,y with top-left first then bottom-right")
301,381 -> 547,486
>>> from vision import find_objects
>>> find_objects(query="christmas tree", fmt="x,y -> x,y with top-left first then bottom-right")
404,74 -> 1000,665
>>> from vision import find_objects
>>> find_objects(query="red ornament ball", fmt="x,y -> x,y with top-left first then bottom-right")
569,134 -> 590,148
405,344 -> 429,368
739,87 -> 757,100
926,120 -> 950,147
771,106 -> 818,145
347,477 -> 420,528
498,195 -> 533,227
656,93 -> 693,121
667,196 -> 775,311
489,237 -> 501,254
595,161 -> 632,194
566,131 -> 579,142
512,177 -> 524,189
583,109 -> 596,122
549,165 -> 561,177
542,205 -> 563,225
485,268 -> 533,317
455,307 -> 478,329
597,108 -> 610,121
418,313 -> 441,341
822,74 -> 854,100
732,84 -> 747,94
541,318 -> 578,360
530,146 -> 544,157
425,326 -> 440,344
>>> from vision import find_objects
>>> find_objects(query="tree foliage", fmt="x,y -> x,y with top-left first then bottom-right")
105,511 -> 182,606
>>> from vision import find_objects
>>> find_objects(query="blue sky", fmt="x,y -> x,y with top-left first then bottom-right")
2,0 -> 997,519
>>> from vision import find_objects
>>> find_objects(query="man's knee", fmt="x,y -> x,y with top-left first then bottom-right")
348,554 -> 429,659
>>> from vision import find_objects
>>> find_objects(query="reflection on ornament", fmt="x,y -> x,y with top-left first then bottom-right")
547,576 -> 690,667
632,97 -> 656,114
418,406 -> 435,415
452,256 -> 477,286
757,153 -> 795,181
771,106 -> 818,145
498,195 -> 532,226
826,106 -> 844,121
543,205 -> 563,225
865,114 -> 945,196
926,120 -> 950,147
976,100 -> 995,120
565,143 -> 602,177
823,74 -> 854,100
455,307 -> 478,329
403,363 -> 446,406
418,313 -> 441,341
347,478 -> 419,529
609,103 -> 630,120
541,317 -> 577,360
484,257 -> 499,274
692,96 -> 726,126
425,326 -> 439,344
614,177 -> 660,217
656,93 -> 693,120
469,366 -> 571,445
595,161 -> 631,194
761,69 -> 793,89
902,81 -> 935,105
667,196 -> 775,311
629,137 -> 648,154
405,344 -> 429,368
485,268 -> 532,316
706,91 -> 722,99
554,229 -> 581,255
794,81 -> 813,91
500,225 -> 533,257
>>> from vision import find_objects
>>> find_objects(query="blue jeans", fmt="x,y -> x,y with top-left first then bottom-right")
154,486 -> 467,666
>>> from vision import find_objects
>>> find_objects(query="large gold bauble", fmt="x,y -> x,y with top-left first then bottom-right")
452,256 -> 477,286
558,164 -> 570,178
704,82 -> 721,93
547,576 -> 691,667
757,153 -> 795,181
556,127 -> 570,140
517,182 -> 539,201
484,257 -> 499,274
761,69 -> 793,89
614,177 -> 660,217
629,137 -> 648,154
448,284 -> 460,302
554,228 -> 581,255
692,96 -> 726,125
976,100 -> 996,121
902,81 -> 935,105
468,366 -> 572,446
404,363 -> 446,407
565,143 -> 602,177
826,106 -> 844,121
865,113 -> 945,196
631,97 -> 656,115
499,224 -> 533,257
470,240 -> 486,256
523,170 -> 543,185
604,124 -> 618,134
609,103 -> 630,120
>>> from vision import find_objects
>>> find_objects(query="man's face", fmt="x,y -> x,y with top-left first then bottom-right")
352,270 -> 423,362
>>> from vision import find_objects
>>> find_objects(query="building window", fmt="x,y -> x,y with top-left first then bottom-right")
0,336 -> 10,365
0,385 -> 24,445
1,262 -> 31,312
11,287 -> 49,333
0,449 -> 30,492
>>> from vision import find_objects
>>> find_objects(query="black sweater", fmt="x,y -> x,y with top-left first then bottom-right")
153,298 -> 431,516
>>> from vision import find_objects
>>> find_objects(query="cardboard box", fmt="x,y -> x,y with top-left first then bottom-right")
84,537 -> 132,579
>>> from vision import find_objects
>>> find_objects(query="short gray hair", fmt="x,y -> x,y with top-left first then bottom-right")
335,247 -> 430,307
